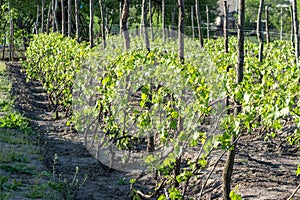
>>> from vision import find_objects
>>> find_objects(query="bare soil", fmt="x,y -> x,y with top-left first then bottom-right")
4,62 -> 300,199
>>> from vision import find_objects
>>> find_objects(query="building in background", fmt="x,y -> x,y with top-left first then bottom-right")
215,0 -> 238,35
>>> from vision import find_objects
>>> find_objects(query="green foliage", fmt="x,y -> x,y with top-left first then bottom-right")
0,175 -> 21,199
205,37 -> 299,149
0,112 -> 31,133
72,35 -> 220,198
22,30 -> 299,199
23,33 -> 89,118
25,183 -> 48,199
230,190 -> 242,200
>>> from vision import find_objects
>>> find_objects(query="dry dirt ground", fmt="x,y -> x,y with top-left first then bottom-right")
3,62 -> 300,199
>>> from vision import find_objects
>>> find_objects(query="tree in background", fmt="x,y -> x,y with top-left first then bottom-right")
245,0 -> 300,38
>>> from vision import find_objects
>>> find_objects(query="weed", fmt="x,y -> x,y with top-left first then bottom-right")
230,185 -> 242,200
51,154 -> 88,199
0,175 -> 9,189
0,163 -> 36,175
118,177 -> 127,185
48,181 -> 65,193
0,112 -> 32,134
25,183 -> 48,199
0,100 -> 12,112
3,178 -> 22,191
0,192 -> 10,200
0,128 -> 31,145
0,147 -> 29,163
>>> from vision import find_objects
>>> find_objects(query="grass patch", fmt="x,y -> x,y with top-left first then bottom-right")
0,163 -> 36,175
25,183 -> 48,199
0,147 -> 29,163
0,62 -> 6,74
0,174 -> 22,199
0,129 -> 29,145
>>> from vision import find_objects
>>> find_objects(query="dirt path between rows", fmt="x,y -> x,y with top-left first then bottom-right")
8,63 -> 135,200
6,62 -> 300,200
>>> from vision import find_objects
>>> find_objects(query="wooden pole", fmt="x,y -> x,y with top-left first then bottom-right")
222,0 -> 245,199
9,0 -> 14,62
89,0 -> 94,48
280,7 -> 283,40
265,5 -> 270,43
55,0 -> 59,31
36,5 -> 40,34
52,0 -> 55,32
149,0 -> 154,41
68,0 -> 71,36
46,1 -> 51,34
171,11 -> 175,39
178,0 -> 184,63
290,5 -> 294,47
195,0 -> 204,47
292,0 -> 299,65
61,0 -> 65,35
121,0 -> 130,50
75,0 -> 80,42
142,0 -> 150,50
162,0 -> 166,42
257,0 -> 264,63
223,1 -> 228,53
99,0 -> 106,48
119,2 -> 122,35
41,0 -> 45,33
191,6 -> 195,39
206,5 -> 210,39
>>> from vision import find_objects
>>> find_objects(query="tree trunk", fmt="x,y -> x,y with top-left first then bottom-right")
75,0 -> 80,42
222,0 -> 245,199
68,0 -> 71,36
89,0 -> 94,48
99,0 -> 106,48
223,1 -> 228,53
61,0 -> 65,35
121,0 -> 130,50
195,0 -> 204,47
162,0 -> 166,42
206,5 -> 209,39
142,0 -> 150,51
265,5 -> 270,43
257,0 -> 264,63
292,0 -> 299,65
